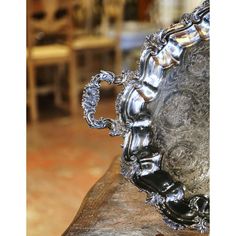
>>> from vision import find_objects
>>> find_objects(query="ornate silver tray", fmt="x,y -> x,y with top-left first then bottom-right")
82,0 -> 209,233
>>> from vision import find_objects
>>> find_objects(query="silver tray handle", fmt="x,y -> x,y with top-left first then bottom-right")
82,70 -> 124,136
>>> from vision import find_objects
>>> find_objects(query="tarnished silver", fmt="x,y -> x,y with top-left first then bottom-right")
82,0 -> 210,233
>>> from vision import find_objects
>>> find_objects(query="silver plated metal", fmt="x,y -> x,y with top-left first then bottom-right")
82,0 -> 210,233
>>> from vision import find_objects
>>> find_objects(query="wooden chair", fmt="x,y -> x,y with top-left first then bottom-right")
72,0 -> 124,73
27,0 -> 77,122
69,0 -> 125,113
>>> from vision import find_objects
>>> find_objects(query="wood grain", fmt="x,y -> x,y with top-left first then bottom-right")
62,157 -> 209,236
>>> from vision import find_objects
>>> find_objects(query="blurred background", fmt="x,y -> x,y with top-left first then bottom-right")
26,0 -> 202,235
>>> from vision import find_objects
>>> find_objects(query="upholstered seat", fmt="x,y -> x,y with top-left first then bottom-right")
27,44 -> 70,63
72,35 -> 116,51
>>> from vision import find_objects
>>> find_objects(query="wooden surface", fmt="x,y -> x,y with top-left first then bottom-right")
62,157 -> 209,236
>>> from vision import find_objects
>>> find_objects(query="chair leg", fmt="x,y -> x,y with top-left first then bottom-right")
54,64 -> 64,107
28,62 -> 38,122
114,44 -> 122,75
69,53 -> 79,116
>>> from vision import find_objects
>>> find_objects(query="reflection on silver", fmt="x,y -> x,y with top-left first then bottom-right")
139,153 -> 161,176
82,0 -> 210,233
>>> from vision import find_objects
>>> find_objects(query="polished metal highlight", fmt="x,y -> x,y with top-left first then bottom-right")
82,0 -> 210,233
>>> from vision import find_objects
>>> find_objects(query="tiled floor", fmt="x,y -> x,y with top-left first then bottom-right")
27,99 -> 122,236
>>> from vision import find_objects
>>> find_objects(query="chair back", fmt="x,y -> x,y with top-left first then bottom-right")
27,0 -> 73,48
71,0 -> 124,39
100,0 -> 125,40
72,0 -> 97,35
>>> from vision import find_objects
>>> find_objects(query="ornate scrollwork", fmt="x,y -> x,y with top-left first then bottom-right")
82,70 -> 124,136
82,0 -> 210,233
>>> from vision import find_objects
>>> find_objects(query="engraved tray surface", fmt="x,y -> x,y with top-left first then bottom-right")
82,0 -> 210,233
